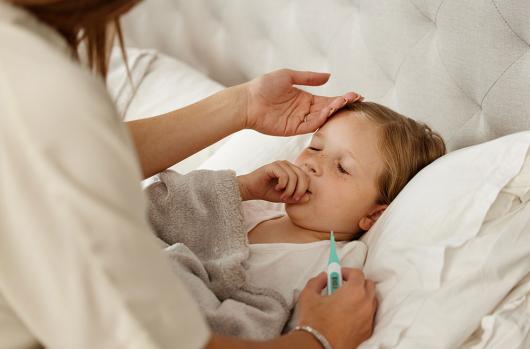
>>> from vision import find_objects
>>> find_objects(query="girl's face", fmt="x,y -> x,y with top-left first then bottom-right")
286,111 -> 387,235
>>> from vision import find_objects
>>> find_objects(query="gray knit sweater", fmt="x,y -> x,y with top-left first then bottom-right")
145,170 -> 290,340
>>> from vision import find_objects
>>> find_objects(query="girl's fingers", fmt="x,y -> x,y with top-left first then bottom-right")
292,165 -> 310,200
270,163 -> 288,191
267,161 -> 310,202
277,161 -> 298,199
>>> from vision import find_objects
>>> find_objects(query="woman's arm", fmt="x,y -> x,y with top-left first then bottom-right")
127,84 -> 247,179
205,331 -> 322,349
127,69 -> 363,179
204,269 -> 376,349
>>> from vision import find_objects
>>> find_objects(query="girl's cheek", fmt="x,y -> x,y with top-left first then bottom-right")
294,154 -> 307,166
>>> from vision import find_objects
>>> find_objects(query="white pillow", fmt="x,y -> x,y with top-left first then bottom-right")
107,47 -> 226,175
359,131 -> 530,348
200,128 -> 530,348
198,130 -> 311,174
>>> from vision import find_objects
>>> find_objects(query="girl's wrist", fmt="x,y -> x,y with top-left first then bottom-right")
237,175 -> 252,201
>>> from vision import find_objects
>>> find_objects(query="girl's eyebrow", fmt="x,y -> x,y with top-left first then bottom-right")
313,133 -> 360,166
344,151 -> 364,175
345,150 -> 360,164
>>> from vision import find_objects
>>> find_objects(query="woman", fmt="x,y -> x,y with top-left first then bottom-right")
0,1 -> 377,348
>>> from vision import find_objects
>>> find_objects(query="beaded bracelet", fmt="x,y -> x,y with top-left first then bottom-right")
293,325 -> 333,349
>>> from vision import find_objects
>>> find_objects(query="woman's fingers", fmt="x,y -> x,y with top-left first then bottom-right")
303,272 -> 328,294
342,267 -> 367,284
342,92 -> 359,103
296,110 -> 327,134
296,92 -> 363,134
286,69 -> 331,86
322,93 -> 364,119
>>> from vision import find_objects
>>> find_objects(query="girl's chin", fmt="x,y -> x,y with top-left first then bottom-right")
285,201 -> 311,217
285,201 -> 307,210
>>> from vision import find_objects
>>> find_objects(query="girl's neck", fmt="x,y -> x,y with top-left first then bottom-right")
255,215 -> 355,244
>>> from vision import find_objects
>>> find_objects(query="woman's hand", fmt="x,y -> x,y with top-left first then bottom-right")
296,268 -> 378,349
237,160 -> 311,202
243,69 -> 363,136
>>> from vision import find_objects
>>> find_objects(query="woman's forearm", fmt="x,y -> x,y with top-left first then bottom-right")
127,84 -> 247,179
204,331 -> 323,349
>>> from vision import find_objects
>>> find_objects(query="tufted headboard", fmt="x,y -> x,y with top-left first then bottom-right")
122,0 -> 530,151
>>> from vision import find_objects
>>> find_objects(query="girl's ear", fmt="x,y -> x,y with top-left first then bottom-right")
358,204 -> 388,231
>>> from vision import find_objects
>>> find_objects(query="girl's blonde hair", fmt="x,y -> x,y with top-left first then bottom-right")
9,0 -> 140,77
345,102 -> 446,205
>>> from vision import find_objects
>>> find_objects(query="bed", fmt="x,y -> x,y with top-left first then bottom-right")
108,1 -> 530,347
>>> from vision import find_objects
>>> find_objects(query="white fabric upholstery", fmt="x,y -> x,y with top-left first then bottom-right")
122,0 -> 530,151
107,48 -> 226,175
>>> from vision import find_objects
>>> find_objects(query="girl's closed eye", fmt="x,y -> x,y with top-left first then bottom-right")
308,146 -> 320,151
337,163 -> 349,175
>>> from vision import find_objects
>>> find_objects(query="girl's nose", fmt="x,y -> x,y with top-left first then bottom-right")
303,161 -> 322,176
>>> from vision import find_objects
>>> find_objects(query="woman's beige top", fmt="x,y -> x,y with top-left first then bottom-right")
0,2 -> 210,348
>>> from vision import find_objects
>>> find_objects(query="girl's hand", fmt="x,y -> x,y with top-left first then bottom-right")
237,161 -> 311,203
242,69 -> 363,136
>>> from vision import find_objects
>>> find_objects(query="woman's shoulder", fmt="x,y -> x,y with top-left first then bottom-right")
0,15 -> 143,201
0,14 -> 120,133
0,18 -> 131,157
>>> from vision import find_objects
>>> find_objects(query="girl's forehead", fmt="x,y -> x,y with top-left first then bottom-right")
315,111 -> 372,137
311,114 -> 384,163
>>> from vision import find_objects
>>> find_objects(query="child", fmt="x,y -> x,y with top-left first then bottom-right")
146,101 -> 446,338
236,101 -> 446,329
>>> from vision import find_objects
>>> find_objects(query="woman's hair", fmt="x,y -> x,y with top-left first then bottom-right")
9,0 -> 140,77
345,102 -> 446,205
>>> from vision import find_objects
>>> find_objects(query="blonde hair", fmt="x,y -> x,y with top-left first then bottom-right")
345,102 -> 446,205
9,0 -> 139,77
